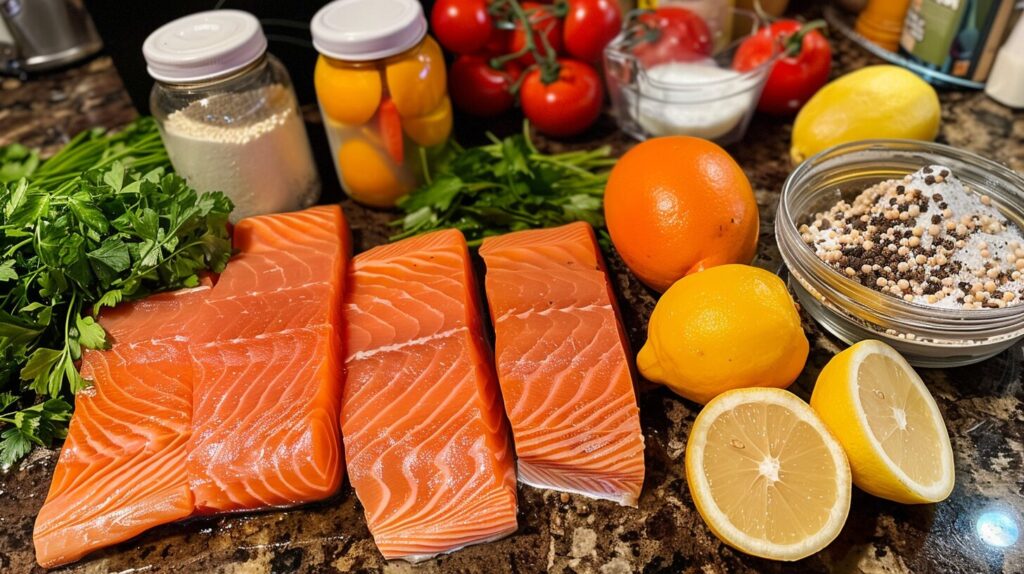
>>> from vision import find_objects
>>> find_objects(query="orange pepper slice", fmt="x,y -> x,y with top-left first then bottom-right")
378,98 -> 404,165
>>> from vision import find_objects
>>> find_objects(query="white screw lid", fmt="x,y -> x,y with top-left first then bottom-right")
143,10 -> 267,83
311,0 -> 427,61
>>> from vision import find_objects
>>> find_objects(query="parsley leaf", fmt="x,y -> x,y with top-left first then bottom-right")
0,117 -> 234,466
0,259 -> 16,282
392,122 -> 615,246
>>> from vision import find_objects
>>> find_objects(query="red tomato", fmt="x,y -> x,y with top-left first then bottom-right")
510,2 -> 564,66
563,0 -> 623,62
631,7 -> 713,68
430,0 -> 492,55
733,20 -> 832,115
482,26 -> 513,56
449,55 -> 523,117
520,59 -> 603,137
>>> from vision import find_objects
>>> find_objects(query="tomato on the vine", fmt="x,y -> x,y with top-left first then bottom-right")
482,26 -> 513,56
733,20 -> 832,115
520,59 -> 603,137
431,0 -> 492,55
563,0 -> 622,62
630,6 -> 713,68
449,55 -> 523,117
510,2 -> 564,66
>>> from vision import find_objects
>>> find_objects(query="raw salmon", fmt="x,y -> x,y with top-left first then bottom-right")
189,207 -> 347,513
479,222 -> 645,506
342,229 -> 518,562
32,340 -> 194,568
34,206 -> 350,568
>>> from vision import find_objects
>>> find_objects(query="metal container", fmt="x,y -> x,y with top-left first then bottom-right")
0,0 -> 102,72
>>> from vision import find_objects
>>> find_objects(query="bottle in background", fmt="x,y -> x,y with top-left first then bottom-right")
901,0 -> 1019,82
856,0 -> 913,51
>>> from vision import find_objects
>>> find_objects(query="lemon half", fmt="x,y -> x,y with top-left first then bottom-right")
810,340 -> 955,504
685,388 -> 852,561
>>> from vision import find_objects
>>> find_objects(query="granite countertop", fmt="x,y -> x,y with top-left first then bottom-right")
1,16 -> 1023,574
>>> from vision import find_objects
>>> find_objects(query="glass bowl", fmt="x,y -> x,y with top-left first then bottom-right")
776,140 -> 1024,367
602,7 -> 779,146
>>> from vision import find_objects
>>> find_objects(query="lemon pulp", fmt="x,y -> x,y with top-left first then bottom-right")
811,340 -> 954,504
856,352 -> 946,487
686,389 -> 851,561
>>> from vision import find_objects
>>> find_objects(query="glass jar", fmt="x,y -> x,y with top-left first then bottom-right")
144,10 -> 320,223
311,0 -> 452,208
603,8 -> 777,146
777,140 -> 1024,367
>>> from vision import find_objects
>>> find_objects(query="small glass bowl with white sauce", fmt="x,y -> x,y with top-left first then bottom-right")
603,8 -> 778,146
777,140 -> 1024,367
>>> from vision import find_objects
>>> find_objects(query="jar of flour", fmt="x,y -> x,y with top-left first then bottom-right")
144,10 -> 320,222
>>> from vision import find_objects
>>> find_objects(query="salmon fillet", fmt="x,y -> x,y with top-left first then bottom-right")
33,340 -> 195,568
479,222 -> 645,506
342,229 -> 518,562
34,206 -> 350,567
189,207 -> 347,513
189,325 -> 343,512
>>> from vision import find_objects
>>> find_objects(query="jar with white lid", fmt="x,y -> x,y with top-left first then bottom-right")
311,0 -> 452,208
144,10 -> 320,222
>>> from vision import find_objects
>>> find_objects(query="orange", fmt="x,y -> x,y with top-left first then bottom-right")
315,56 -> 382,125
337,138 -> 413,208
604,137 -> 759,292
402,96 -> 453,147
385,36 -> 447,119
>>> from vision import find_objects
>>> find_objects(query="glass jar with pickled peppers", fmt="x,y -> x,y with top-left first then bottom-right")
311,0 -> 452,208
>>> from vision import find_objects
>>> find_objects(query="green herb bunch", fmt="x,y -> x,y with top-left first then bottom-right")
392,123 -> 615,246
0,118 -> 233,466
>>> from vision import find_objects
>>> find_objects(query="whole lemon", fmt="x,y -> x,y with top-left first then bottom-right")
637,264 -> 808,404
791,65 -> 940,163
604,137 -> 759,293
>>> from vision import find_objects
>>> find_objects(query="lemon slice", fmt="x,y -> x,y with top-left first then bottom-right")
685,388 -> 852,561
810,340 -> 955,504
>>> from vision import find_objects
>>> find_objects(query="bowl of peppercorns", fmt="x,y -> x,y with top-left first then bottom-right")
777,139 -> 1024,367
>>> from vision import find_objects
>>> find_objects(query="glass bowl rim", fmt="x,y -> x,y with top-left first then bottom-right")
603,7 -> 781,90
777,138 -> 1024,329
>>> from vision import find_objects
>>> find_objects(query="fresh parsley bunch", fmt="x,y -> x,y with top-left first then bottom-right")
392,123 -> 615,246
0,118 -> 233,466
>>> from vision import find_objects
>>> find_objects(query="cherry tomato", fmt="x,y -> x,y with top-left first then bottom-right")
449,55 -> 523,117
482,26 -> 513,56
430,0 -> 492,55
563,0 -> 623,62
520,59 -> 603,137
733,20 -> 832,115
510,2 -> 564,66
631,6 -> 713,68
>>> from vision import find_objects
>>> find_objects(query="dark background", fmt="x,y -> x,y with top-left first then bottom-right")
84,0 -> 440,114
84,0 -> 442,206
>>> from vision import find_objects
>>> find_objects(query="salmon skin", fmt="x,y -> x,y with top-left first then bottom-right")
342,229 -> 518,562
479,222 -> 645,506
33,206 -> 350,568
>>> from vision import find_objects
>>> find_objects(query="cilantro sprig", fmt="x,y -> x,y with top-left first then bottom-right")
392,123 -> 615,246
0,118 -> 233,467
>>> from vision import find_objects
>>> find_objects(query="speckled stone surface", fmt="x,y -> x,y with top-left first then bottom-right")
1,11 -> 1023,574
